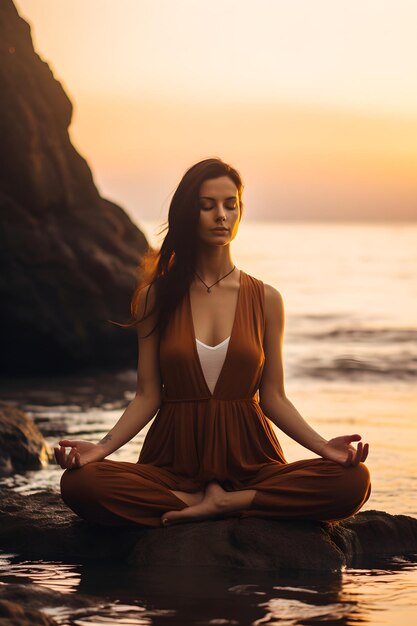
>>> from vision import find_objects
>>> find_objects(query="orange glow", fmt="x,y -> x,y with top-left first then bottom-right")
67,96 -> 417,221
13,0 -> 417,221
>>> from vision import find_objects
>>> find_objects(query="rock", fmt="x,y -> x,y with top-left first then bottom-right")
0,598 -> 59,625
331,509 -> 417,566
0,584 -> 92,613
130,514 -> 345,571
0,488 -> 416,571
0,402 -> 52,476
0,0 -> 149,376
0,583 -> 96,626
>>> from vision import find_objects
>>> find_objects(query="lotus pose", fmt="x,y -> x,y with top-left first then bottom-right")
56,158 -> 371,528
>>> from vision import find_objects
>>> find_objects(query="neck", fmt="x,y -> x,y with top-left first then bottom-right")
194,248 -> 235,283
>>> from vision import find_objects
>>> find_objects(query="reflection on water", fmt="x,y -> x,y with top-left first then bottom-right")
0,553 -> 80,594
0,552 -> 416,625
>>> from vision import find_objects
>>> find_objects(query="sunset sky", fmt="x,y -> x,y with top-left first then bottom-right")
15,0 -> 417,222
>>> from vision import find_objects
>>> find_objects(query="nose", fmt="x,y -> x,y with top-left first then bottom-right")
215,202 -> 227,221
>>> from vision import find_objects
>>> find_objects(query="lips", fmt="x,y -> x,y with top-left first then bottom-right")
211,228 -> 228,232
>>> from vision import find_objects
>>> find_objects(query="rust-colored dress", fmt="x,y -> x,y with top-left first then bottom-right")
60,270 -> 371,527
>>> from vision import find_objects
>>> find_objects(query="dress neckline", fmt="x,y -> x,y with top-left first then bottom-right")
187,269 -> 244,398
196,336 -> 230,350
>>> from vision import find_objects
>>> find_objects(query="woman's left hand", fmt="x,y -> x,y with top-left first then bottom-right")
319,434 -> 369,467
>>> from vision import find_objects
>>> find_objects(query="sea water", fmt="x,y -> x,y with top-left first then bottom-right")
1,221 -> 416,624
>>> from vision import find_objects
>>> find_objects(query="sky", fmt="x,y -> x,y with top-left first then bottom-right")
14,0 -> 417,222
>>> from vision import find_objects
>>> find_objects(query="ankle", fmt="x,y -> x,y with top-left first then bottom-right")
212,490 -> 231,510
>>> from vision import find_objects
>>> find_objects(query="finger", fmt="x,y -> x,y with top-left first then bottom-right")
352,442 -> 362,466
66,448 -> 77,469
74,451 -> 81,468
58,446 -> 67,468
55,447 -> 64,467
361,443 -> 369,463
352,442 -> 363,466
60,445 -> 68,467
346,434 -> 361,443
59,440 -> 75,447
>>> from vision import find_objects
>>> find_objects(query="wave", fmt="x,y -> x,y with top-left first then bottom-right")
294,354 -> 417,381
290,327 -> 417,343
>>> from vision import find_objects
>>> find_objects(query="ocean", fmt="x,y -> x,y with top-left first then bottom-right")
1,220 -> 416,624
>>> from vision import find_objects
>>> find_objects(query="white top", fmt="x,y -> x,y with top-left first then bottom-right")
195,336 -> 230,393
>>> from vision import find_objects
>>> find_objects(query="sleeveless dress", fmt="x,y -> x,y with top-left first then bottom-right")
60,270 -> 371,527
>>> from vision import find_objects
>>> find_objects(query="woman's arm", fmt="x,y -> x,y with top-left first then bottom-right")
94,393 -> 161,457
95,283 -> 162,456
258,284 -> 368,466
55,283 -> 162,468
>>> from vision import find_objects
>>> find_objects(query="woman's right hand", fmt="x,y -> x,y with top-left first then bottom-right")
54,439 -> 107,470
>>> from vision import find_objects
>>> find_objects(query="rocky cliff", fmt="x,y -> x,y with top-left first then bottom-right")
0,1 -> 149,375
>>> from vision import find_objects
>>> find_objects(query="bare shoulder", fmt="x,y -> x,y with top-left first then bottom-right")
263,283 -> 284,317
135,282 -> 161,397
262,283 -> 285,338
136,281 -> 159,338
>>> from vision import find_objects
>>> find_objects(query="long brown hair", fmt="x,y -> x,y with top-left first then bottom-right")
124,157 -> 244,339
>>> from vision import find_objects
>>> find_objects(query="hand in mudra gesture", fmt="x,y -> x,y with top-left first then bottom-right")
319,434 -> 369,467
54,439 -> 105,470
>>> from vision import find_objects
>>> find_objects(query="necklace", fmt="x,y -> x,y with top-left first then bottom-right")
194,265 -> 236,293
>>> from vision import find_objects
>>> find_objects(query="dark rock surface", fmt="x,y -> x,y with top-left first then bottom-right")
0,402 -> 52,476
1,488 -> 416,571
0,0 -> 149,376
0,597 -> 59,625
0,584 -> 92,612
0,584 -> 97,626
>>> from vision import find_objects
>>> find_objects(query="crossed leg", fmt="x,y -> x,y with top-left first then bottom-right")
60,460 -> 198,528
165,458 -> 371,525
60,457 -> 371,529
60,460 -> 257,528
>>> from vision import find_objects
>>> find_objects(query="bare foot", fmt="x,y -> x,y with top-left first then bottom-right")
162,481 -> 228,526
161,481 -> 256,526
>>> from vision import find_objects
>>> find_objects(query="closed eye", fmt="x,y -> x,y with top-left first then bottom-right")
199,199 -> 238,210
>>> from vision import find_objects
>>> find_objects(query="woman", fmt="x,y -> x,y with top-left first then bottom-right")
56,158 -> 371,528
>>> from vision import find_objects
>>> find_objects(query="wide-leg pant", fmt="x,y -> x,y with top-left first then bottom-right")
60,458 -> 371,528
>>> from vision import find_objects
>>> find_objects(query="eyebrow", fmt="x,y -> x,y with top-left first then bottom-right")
199,196 -> 237,200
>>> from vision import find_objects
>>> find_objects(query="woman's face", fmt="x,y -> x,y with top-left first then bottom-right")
196,176 -> 241,246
